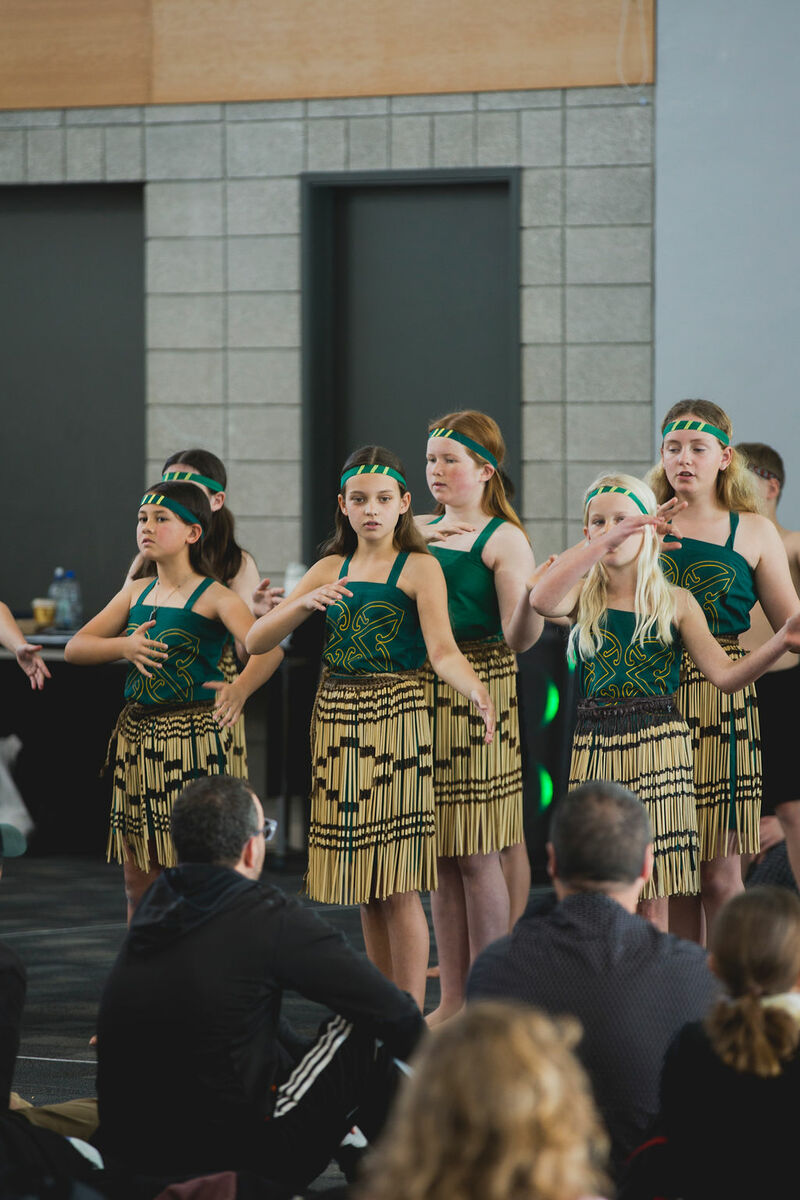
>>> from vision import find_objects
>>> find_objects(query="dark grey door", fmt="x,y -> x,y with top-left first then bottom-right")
0,185 -> 144,617
303,171 -> 520,558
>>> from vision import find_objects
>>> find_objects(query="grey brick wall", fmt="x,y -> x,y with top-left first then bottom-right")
2,84 -> 653,567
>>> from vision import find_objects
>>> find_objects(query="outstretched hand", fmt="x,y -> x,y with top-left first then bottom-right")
203,679 -> 247,727
252,577 -> 285,617
15,644 -> 52,691
423,517 -> 476,543
471,687 -> 496,744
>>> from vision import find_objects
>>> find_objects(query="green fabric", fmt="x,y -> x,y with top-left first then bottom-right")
577,609 -> 683,703
161,470 -> 224,493
427,427 -> 499,469
140,492 -> 204,535
660,513 -> 756,636
323,551 -> 426,674
662,419 -> 730,446
585,484 -> 649,515
124,577 -> 226,704
340,464 -> 407,491
429,516 -> 504,641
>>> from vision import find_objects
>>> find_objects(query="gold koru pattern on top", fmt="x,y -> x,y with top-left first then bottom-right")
661,555 -> 735,627
582,629 -> 677,698
325,600 -> 406,674
125,624 -> 201,703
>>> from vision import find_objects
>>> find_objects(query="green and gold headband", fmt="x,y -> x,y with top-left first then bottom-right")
428,427 -> 499,470
585,485 -> 650,515
340,464 -> 408,491
662,419 -> 730,446
140,492 -> 205,534
162,469 -> 225,493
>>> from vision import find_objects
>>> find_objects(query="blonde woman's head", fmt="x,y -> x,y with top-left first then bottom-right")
357,1002 -> 609,1200
647,399 -> 761,513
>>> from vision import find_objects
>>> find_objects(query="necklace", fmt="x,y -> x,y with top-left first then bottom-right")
148,574 -> 195,624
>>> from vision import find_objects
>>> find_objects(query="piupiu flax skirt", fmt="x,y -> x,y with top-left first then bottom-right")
677,637 -> 761,860
569,694 -> 699,900
420,640 -> 522,857
218,638 -> 248,776
106,700 -> 246,871
306,670 -> 437,905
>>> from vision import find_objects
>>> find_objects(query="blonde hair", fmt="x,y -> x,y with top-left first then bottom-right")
647,399 -> 761,513
357,1003 -> 609,1200
706,887 -> 800,1078
428,410 -> 529,540
571,473 -> 675,662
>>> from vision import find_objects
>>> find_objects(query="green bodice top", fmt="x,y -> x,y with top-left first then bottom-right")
577,609 -> 683,705
124,577 -> 227,705
428,516 -> 504,642
660,512 -> 757,637
323,551 -> 426,675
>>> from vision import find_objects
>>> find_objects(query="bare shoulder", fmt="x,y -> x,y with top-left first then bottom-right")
309,555 -> 347,584
401,550 -> 444,588
128,577 -> 156,603
484,521 -> 532,563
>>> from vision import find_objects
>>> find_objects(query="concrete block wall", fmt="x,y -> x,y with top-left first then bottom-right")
1,84 -> 653,568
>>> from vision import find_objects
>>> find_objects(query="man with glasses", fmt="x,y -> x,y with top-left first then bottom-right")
94,775 -> 424,1193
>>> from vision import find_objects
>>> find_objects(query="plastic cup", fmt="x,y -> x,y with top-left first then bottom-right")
32,598 -> 56,628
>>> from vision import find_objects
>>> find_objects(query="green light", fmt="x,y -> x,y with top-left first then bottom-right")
542,681 -> 560,726
538,766 -> 554,809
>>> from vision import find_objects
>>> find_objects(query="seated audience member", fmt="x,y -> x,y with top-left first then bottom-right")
466,781 -> 718,1173
94,775 -> 425,1192
657,886 -> 800,1199
357,1001 -> 610,1200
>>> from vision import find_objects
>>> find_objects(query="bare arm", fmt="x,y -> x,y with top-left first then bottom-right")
245,558 -> 351,654
201,585 -> 284,725
677,588 -> 800,692
488,525 -> 543,652
751,517 -> 800,631
64,585 -> 169,676
406,556 -> 495,742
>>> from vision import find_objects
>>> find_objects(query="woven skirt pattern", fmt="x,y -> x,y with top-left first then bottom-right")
306,671 -> 437,905
106,700 -> 247,871
218,639 -> 248,776
569,694 -> 699,900
420,640 -> 522,857
677,638 -> 761,860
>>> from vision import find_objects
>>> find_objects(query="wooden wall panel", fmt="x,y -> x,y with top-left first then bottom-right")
0,1 -> 150,110
0,0 -> 652,113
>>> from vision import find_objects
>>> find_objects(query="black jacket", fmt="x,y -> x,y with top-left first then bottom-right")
0,941 -> 26,1104
95,865 -> 423,1174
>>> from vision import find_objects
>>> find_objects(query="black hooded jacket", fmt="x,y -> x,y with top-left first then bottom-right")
94,865 -> 423,1175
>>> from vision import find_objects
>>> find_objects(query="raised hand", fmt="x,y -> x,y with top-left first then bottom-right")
15,643 -> 52,691
302,578 -> 353,613
252,577 -> 285,617
656,497 -> 687,549
423,517 -> 476,543
124,621 -> 169,677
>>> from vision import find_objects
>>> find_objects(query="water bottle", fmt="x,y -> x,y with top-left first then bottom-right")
63,570 -> 83,629
48,567 -> 69,629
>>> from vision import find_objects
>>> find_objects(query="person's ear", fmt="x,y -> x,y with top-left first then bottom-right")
719,445 -> 733,471
210,490 -> 225,513
337,493 -> 347,515
240,833 -> 258,871
186,524 -> 202,545
399,491 -> 411,514
642,843 -> 655,883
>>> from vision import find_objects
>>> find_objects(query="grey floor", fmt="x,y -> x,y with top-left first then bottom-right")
3,850 -> 443,1191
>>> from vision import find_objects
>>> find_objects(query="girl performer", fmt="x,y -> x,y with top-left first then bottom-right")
128,448 -> 284,773
530,473 -> 800,929
419,412 -> 544,1024
649,400 -> 800,936
246,446 -> 495,1010
66,481 -> 282,914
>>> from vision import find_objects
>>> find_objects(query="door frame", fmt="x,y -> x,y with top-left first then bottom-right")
300,167 -> 521,563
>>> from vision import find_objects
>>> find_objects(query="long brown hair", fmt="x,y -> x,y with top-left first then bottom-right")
647,399 -> 761,513
134,449 -> 248,583
357,1002 -> 609,1200
706,887 -> 800,1077
319,446 -> 430,559
427,410 -> 529,538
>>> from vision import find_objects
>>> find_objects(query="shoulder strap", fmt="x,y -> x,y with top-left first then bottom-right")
387,551 -> 409,587
338,556 -> 352,579
472,516 -> 504,557
137,579 -> 158,604
185,577 -> 215,610
428,515 -> 444,525
726,512 -> 740,548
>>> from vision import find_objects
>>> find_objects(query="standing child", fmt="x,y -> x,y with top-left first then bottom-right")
418,412 -> 544,1024
649,401 -> 800,937
246,446 -> 495,1011
530,473 -> 800,930
66,481 -> 282,915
